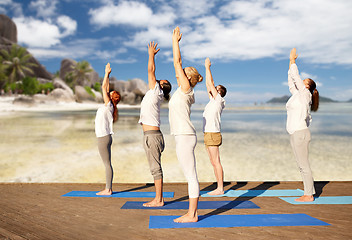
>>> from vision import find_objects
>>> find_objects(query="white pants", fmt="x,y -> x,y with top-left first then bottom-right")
175,134 -> 199,198
290,128 -> 315,196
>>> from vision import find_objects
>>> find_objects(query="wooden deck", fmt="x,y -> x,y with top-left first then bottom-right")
1,181 -> 351,240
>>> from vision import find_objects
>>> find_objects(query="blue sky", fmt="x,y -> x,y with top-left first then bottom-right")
1,0 -> 351,103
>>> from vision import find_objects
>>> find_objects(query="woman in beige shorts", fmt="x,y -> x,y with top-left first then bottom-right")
203,57 -> 227,196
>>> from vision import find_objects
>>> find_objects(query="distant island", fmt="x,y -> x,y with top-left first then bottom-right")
267,95 -> 343,103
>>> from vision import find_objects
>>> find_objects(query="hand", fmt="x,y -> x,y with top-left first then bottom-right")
148,41 -> 160,56
105,63 -> 111,75
173,26 -> 182,42
290,48 -> 298,61
205,57 -> 211,68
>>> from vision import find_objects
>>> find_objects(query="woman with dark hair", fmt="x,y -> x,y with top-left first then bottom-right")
203,57 -> 227,196
169,27 -> 203,223
287,48 -> 319,202
139,41 -> 172,207
95,63 -> 121,195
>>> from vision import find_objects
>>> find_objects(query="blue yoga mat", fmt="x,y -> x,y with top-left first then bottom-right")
279,196 -> 352,204
121,200 -> 259,209
62,191 -> 174,198
201,189 -> 304,197
149,213 -> 330,229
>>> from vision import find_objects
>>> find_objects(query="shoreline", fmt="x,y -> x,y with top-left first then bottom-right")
0,95 -> 141,116
0,95 -> 288,115
1,95 -> 349,115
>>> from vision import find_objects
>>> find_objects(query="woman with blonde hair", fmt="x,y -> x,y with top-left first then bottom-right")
95,63 -> 121,195
169,26 -> 203,223
287,48 -> 319,202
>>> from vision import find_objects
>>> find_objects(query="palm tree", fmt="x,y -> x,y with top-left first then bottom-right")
0,56 -> 6,89
1,44 -> 38,84
68,60 -> 93,86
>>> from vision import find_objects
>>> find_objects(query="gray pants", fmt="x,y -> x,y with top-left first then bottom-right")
97,135 -> 113,189
290,128 -> 315,195
143,130 -> 165,180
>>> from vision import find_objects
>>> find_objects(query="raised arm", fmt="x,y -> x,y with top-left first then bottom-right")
205,58 -> 218,99
288,48 -> 305,93
148,41 -> 160,90
172,26 -> 191,93
102,63 -> 111,105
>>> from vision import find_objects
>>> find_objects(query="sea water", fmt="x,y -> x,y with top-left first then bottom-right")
0,103 -> 351,183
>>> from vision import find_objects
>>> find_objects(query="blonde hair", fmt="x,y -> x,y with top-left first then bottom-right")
184,67 -> 203,87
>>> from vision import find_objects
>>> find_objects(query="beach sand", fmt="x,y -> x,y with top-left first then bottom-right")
1,181 -> 351,239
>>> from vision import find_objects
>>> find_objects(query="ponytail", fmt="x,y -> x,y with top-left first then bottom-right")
112,105 -> 118,122
311,88 -> 319,112
159,80 -> 172,101
109,91 -> 121,122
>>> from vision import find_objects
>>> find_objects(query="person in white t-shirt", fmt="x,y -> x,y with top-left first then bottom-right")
139,41 -> 171,207
95,63 -> 121,195
169,27 -> 203,223
286,48 -> 319,202
203,57 -> 227,196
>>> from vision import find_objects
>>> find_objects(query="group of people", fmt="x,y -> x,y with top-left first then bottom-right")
94,27 -> 319,223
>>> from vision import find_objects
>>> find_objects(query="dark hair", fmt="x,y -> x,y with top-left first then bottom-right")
109,90 -> 121,122
306,78 -> 319,112
159,80 -> 172,101
217,85 -> 227,97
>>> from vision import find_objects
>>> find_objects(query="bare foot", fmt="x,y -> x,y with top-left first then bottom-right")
96,189 -> 112,195
143,198 -> 164,207
174,212 -> 198,223
295,195 -> 314,202
207,189 -> 224,196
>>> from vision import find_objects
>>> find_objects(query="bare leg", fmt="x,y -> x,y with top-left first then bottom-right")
174,197 -> 199,223
206,146 -> 224,195
295,195 -> 314,202
96,188 -> 112,195
143,178 -> 164,207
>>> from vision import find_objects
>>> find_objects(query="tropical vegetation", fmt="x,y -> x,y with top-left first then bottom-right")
1,44 -> 38,84
65,60 -> 92,87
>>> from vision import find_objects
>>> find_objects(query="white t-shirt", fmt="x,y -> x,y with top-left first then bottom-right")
95,101 -> 114,137
203,94 -> 225,133
138,83 -> 164,127
169,87 -> 196,135
286,64 -> 312,134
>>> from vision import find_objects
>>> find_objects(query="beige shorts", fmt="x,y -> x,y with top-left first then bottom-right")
204,132 -> 222,147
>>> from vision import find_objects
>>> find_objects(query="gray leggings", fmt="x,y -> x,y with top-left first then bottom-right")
290,128 -> 315,196
143,130 -> 165,180
97,135 -> 113,189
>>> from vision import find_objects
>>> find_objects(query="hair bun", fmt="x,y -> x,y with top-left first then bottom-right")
198,75 -> 203,82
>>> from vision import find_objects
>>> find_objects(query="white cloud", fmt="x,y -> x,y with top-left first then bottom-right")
300,72 -> 318,81
28,37 -> 132,65
90,0 -> 352,66
180,0 -> 352,65
0,0 -> 12,4
29,0 -> 58,18
13,15 -> 77,48
0,0 -> 23,16
57,15 -> 77,37
89,0 -> 175,28
174,0 -> 215,19
14,17 -> 62,47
